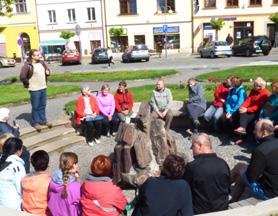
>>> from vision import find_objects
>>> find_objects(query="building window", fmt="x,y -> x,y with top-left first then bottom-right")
157,0 -> 175,12
67,9 -> 76,22
204,0 -> 216,8
48,10 -> 56,23
273,0 -> 278,4
15,0 -> 27,13
250,0 -> 261,5
119,0 -> 137,15
227,0 -> 238,7
87,7 -> 96,21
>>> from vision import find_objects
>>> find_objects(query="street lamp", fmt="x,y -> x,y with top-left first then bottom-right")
162,5 -> 173,58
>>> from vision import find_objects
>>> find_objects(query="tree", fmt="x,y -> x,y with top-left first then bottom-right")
109,27 -> 124,51
0,0 -> 16,17
269,13 -> 278,46
210,18 -> 225,41
59,31 -> 75,40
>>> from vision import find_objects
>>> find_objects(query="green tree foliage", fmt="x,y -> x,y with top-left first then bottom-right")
269,12 -> 278,24
109,27 -> 124,37
0,0 -> 16,17
210,18 -> 225,40
59,31 -> 75,40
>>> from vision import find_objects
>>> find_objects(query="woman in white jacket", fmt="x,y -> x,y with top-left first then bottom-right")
0,137 -> 26,210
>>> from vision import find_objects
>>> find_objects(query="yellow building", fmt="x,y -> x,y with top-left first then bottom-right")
0,0 -> 39,60
193,0 -> 278,52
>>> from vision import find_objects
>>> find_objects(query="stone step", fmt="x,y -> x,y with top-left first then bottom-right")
20,119 -> 71,139
22,126 -> 75,150
29,133 -> 85,154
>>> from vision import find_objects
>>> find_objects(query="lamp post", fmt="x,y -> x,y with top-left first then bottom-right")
162,4 -> 172,58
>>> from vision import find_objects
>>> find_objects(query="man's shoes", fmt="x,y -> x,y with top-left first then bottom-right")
186,129 -> 193,135
33,124 -> 42,132
88,141 -> 95,146
43,122 -> 53,128
94,138 -> 100,144
106,132 -> 111,137
112,132 -> 116,137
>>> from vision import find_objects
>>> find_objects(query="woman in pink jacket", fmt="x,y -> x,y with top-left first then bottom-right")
81,155 -> 127,216
96,84 -> 118,137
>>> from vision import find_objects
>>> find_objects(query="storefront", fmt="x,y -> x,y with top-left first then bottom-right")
153,26 -> 180,50
234,21 -> 254,41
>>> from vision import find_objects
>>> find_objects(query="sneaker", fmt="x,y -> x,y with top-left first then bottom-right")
106,132 -> 111,137
94,138 -> 100,144
33,124 -> 42,132
43,122 -> 53,128
112,132 -> 116,137
234,127 -> 246,135
235,139 -> 244,145
186,129 -> 193,135
88,141 -> 95,146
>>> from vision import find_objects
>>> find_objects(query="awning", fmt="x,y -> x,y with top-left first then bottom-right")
40,40 -> 67,46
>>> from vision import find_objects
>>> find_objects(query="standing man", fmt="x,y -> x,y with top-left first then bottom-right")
107,47 -> 114,68
20,49 -> 51,132
226,33 -> 233,45
184,133 -> 231,214
150,79 -> 173,131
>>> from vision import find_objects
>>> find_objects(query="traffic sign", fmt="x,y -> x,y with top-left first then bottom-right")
163,24 -> 168,33
75,24 -> 81,36
17,38 -> 23,46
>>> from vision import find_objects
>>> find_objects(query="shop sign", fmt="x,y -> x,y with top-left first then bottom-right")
223,17 -> 237,21
203,23 -> 213,30
153,26 -> 179,33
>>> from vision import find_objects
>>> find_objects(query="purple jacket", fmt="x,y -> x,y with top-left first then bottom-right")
48,170 -> 81,216
96,92 -> 115,117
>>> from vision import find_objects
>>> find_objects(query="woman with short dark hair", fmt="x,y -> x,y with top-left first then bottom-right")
132,154 -> 193,216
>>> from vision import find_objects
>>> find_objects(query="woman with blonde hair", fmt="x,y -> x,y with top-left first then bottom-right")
48,152 -> 81,216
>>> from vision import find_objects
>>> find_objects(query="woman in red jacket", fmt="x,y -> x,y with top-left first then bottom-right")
81,155 -> 127,216
75,86 -> 103,146
234,77 -> 270,136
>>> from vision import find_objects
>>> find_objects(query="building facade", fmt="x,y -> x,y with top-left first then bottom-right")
104,0 -> 193,53
193,0 -> 278,52
0,0 -> 39,59
36,0 -> 104,58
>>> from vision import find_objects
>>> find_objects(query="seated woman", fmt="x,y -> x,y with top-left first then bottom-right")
186,78 -> 206,133
234,77 -> 270,135
96,84 -> 118,137
132,154 -> 193,216
260,81 -> 278,126
81,155 -> 127,216
223,76 -> 247,129
75,86 -> 103,146
204,76 -> 232,131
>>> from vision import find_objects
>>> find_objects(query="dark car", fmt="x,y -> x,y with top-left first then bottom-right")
122,44 -> 150,63
232,35 -> 272,57
91,48 -> 109,64
61,49 -> 81,65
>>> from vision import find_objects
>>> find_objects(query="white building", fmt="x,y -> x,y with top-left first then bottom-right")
36,0 -> 104,58
103,0 -> 193,53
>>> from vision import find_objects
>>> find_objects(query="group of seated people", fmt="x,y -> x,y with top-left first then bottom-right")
0,119 -> 277,216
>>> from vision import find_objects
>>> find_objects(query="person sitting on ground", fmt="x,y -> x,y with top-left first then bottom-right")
184,133 -> 230,214
223,76 -> 247,129
0,137 -> 26,210
114,81 -> 134,123
259,81 -> 278,125
204,76 -> 232,131
75,86 -> 103,146
132,154 -> 193,216
22,150 -> 51,216
0,107 -> 30,173
150,79 -> 173,131
81,155 -> 127,216
234,77 -> 270,135
48,152 -> 81,216
186,78 -> 206,133
96,84 -> 118,137
231,119 -> 278,202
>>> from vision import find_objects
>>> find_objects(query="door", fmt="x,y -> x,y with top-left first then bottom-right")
134,35 -> 145,45
90,40 -> 101,53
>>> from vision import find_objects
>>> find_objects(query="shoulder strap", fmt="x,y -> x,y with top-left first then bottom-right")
0,161 -> 12,172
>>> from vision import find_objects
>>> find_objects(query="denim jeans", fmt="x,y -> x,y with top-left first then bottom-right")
29,88 -> 47,126
204,105 -> 224,130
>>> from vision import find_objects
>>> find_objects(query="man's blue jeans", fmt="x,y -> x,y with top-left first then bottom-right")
29,88 -> 47,126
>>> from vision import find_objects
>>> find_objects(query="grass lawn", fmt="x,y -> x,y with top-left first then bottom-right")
47,69 -> 177,82
0,84 -> 80,106
196,65 -> 278,82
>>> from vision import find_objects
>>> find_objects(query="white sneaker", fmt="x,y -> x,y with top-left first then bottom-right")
94,138 -> 100,144
88,141 -> 95,146
106,132 -> 111,137
112,132 -> 116,137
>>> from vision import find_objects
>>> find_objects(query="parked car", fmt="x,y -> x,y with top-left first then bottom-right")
91,48 -> 109,64
232,35 -> 272,57
0,56 -> 16,67
61,49 -> 80,65
122,44 -> 150,63
199,41 -> 232,58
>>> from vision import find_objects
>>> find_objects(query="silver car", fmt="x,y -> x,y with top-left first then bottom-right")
0,56 -> 16,67
199,41 -> 232,58
122,44 -> 150,63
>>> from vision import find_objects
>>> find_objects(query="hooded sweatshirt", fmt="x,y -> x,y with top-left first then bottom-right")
48,169 -> 81,216
96,92 -> 115,117
81,174 -> 127,216
22,172 -> 51,215
225,85 -> 247,114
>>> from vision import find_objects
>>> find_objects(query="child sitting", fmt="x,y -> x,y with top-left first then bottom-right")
48,152 -> 81,216
21,150 -> 51,215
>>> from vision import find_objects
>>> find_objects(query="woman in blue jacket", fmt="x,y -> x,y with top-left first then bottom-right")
224,77 -> 247,128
